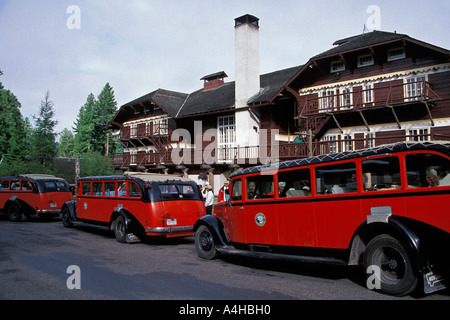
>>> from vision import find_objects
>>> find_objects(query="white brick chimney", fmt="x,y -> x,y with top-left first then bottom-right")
234,14 -> 261,150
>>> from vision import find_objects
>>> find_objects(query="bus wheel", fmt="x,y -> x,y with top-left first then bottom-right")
364,234 -> 418,296
61,207 -> 73,228
7,204 -> 22,222
114,216 -> 127,243
195,225 -> 218,260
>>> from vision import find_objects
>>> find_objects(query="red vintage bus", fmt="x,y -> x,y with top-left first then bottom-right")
62,173 -> 206,243
0,174 -> 73,221
194,142 -> 450,296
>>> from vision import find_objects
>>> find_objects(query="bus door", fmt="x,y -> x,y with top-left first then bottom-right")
242,174 -> 279,246
226,178 -> 246,244
276,168 -> 316,247
313,162 -> 361,249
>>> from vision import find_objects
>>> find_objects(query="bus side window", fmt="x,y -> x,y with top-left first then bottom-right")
406,153 -> 450,188
21,180 -> 33,191
278,169 -> 311,198
362,156 -> 401,191
246,175 -> 274,200
230,179 -> 242,201
128,182 -> 141,198
82,182 -> 91,196
0,180 -> 9,190
104,182 -> 116,197
315,162 -> 357,195
92,182 -> 103,196
11,181 -> 20,190
118,181 -> 127,197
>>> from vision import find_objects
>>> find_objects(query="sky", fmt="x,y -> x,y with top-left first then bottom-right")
1,0 -> 449,135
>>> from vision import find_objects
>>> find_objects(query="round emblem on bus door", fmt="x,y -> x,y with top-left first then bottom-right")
83,202 -> 88,210
255,213 -> 266,227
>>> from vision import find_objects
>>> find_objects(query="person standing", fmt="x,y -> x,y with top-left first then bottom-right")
203,184 -> 214,215
217,181 -> 229,202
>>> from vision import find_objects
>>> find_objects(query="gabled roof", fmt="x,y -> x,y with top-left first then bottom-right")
312,30 -> 450,60
111,66 -> 301,126
313,31 -> 408,59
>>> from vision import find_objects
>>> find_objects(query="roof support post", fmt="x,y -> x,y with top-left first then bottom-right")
387,105 -> 402,129
326,113 -> 343,134
357,110 -> 371,132
421,101 -> 435,126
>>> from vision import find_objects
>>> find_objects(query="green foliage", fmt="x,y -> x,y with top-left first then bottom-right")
1,72 -> 119,180
57,128 -> 75,157
0,83 -> 28,159
73,83 -> 118,156
30,91 -> 57,168
80,151 -> 115,177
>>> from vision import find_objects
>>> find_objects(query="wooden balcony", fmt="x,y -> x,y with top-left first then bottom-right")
110,132 -> 450,169
299,79 -> 440,117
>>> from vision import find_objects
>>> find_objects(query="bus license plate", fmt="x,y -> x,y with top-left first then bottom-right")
167,219 -> 177,226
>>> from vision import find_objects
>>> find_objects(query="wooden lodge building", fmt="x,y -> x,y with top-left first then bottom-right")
108,14 -> 450,192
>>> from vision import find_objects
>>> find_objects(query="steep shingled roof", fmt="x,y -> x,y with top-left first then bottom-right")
312,30 -> 408,59
113,66 -> 302,123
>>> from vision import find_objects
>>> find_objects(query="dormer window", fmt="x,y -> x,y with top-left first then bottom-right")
388,47 -> 406,61
358,54 -> 374,67
330,60 -> 345,73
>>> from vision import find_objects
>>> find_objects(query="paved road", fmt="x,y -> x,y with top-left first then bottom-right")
0,215 -> 449,302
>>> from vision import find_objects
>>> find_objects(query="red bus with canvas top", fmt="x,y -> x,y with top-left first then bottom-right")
62,172 -> 206,243
0,174 -> 72,221
194,141 -> 450,296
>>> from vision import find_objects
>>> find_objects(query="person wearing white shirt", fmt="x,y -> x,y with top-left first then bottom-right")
203,184 -> 214,215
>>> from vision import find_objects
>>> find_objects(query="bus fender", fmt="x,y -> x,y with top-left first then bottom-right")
61,200 -> 76,221
350,216 -> 427,271
110,208 -> 145,237
193,215 -> 229,247
349,216 -> 446,294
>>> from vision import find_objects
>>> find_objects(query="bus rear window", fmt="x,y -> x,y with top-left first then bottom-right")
44,181 -> 69,192
159,184 -> 198,200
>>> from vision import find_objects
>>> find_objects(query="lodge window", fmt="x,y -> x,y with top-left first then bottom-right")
388,47 -> 406,61
407,128 -> 429,142
358,54 -> 374,67
362,156 -> 401,191
363,84 -> 374,105
405,76 -> 426,101
319,89 -> 335,112
278,169 -> 311,198
218,115 -> 236,161
246,175 -> 274,200
315,162 -> 357,195
330,60 -> 345,73
406,153 -> 450,188
340,88 -> 352,109
343,135 -> 354,152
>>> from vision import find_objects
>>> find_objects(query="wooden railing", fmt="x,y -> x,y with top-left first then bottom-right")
300,80 -> 439,116
110,133 -> 450,168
